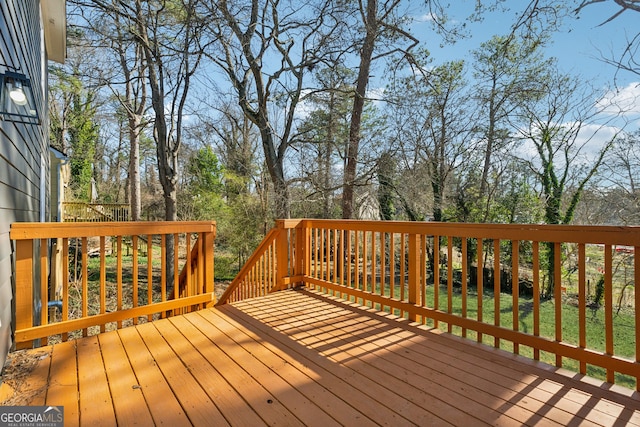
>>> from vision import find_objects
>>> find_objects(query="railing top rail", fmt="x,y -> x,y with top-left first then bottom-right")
10,221 -> 216,240
63,202 -> 130,207
285,219 -> 640,246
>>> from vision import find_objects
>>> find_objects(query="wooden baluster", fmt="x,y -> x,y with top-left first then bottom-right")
389,233 -> 395,304
117,236 -> 123,327
578,243 -> 586,373
554,241 -> 561,366
160,235 -> 166,317
347,230 -> 353,301
333,229 -> 338,294
420,234 -> 426,323
380,232 -> 386,312
408,233 -> 421,322
100,236 -> 107,332
355,231 -> 360,304
82,236 -> 88,336
532,241 -> 540,360
362,231 -> 368,306
173,233 -> 179,311
513,240 -> 520,355
39,238 -> 48,345
461,238 -> 467,338
132,235 -> 138,325
494,239 -> 501,349
320,228 -> 325,286
400,233 -> 406,318
604,244 -> 613,383
477,238 -> 483,343
433,236 -> 440,328
63,237 -> 70,341
147,235 -> 153,321
447,237 -> 453,333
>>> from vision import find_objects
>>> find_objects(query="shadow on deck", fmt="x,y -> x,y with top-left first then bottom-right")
2,289 -> 640,426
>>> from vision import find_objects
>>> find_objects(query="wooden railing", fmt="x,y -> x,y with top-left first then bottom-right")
218,219 -> 303,304
62,202 -> 130,222
220,219 -> 640,390
177,230 -> 216,302
11,221 -> 215,348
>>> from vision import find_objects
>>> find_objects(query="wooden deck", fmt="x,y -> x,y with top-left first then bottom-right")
4,289 -> 640,426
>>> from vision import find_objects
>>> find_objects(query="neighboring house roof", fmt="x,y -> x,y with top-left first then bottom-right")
41,0 -> 66,64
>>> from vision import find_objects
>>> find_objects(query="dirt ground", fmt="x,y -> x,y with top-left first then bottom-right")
0,349 -> 50,406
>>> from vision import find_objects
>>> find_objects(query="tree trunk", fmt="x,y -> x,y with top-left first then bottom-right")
342,0 -> 378,219
258,121 -> 290,219
128,114 -> 142,221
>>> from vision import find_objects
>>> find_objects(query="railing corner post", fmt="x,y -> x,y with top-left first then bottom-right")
295,221 -> 306,286
276,222 -> 289,291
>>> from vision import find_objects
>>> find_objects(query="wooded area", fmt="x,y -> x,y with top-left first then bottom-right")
53,0 -> 639,273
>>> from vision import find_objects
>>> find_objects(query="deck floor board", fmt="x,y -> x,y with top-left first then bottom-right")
134,321 -> 229,426
98,330 -> 155,426
46,340 -> 79,423
8,289 -> 640,426
116,325 -> 190,426
77,335 -> 116,425
204,303 -> 415,426
164,315 -> 298,426
181,312 -> 338,426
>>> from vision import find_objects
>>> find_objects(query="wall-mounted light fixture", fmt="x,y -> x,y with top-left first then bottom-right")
0,70 -> 39,124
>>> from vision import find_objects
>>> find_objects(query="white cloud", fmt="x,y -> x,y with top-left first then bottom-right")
573,122 -> 621,160
514,121 -> 622,166
414,13 -> 436,23
366,87 -> 385,103
596,82 -> 640,116
295,88 -> 315,120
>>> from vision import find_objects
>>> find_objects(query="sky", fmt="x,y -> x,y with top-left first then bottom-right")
393,1 -> 640,161
404,2 -> 640,123
410,2 -> 638,86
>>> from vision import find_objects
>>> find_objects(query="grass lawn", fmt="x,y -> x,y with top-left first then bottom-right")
371,283 -> 637,389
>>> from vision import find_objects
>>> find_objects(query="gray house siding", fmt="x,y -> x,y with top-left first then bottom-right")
0,0 -> 50,370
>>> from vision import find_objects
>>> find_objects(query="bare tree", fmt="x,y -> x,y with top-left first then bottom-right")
598,130 -> 640,224
293,65 -> 354,218
112,16 -> 147,221
341,0 -> 418,219
576,0 -> 640,22
386,56 -> 473,222
204,0 -> 349,219
576,1 -> 639,77
82,8 -> 148,220
472,35 -> 553,199
513,69 -> 623,295
75,0 -> 208,221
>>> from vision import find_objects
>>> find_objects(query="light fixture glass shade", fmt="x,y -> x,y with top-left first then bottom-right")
8,80 -> 28,106
0,70 -> 39,124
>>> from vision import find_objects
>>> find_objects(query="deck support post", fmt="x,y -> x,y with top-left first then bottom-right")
14,239 -> 35,349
